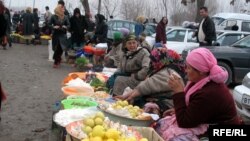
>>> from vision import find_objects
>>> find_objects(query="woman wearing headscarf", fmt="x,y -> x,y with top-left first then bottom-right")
156,48 -> 241,141
116,49 -> 185,116
104,28 -> 129,68
93,14 -> 108,43
33,8 -> 40,37
110,34 -> 150,96
49,5 -> 70,68
0,1 -> 7,49
70,8 -> 88,48
155,17 -> 168,44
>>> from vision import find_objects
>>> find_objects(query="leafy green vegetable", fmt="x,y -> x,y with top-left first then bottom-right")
75,57 -> 89,66
90,78 -> 105,87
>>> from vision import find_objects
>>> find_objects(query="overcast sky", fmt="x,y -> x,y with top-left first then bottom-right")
3,0 -> 88,13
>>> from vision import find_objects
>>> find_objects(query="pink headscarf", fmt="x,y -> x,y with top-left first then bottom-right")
184,48 -> 228,105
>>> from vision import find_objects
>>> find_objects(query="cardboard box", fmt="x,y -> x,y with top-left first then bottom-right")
133,127 -> 164,141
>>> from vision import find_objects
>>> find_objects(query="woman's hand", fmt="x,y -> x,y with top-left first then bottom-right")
114,89 -> 140,104
126,89 -> 141,104
114,94 -> 130,101
168,73 -> 185,94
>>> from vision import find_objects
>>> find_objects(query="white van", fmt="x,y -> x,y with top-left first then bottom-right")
211,13 -> 250,32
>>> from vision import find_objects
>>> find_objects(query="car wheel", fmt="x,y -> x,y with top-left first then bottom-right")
218,61 -> 232,85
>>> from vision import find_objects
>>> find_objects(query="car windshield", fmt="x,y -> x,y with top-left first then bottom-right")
211,17 -> 225,25
232,35 -> 250,48
167,29 -> 186,42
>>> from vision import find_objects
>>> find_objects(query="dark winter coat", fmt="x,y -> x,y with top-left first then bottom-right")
94,14 -> 108,43
197,16 -> 216,45
33,12 -> 39,34
21,12 -> 34,35
0,14 -> 7,37
155,19 -> 167,44
49,15 -> 70,51
70,15 -> 88,46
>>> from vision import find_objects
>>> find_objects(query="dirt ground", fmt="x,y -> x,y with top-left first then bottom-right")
0,43 -> 74,141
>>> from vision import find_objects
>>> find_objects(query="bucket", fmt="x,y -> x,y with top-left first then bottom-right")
94,43 -> 108,56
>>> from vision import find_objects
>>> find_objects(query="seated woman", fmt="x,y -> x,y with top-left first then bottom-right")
115,49 -> 185,116
156,48 -> 241,141
104,28 -> 129,68
110,34 -> 151,96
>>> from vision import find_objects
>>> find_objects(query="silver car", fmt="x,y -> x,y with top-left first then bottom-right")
233,72 -> 250,122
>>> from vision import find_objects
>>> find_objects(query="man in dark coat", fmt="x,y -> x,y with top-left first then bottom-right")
196,7 -> 216,46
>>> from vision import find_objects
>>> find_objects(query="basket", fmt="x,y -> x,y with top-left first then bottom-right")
61,98 -> 98,109
97,106 -> 154,127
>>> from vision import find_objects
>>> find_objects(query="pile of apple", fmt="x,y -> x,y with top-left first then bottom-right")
81,112 -> 148,141
111,100 -> 142,119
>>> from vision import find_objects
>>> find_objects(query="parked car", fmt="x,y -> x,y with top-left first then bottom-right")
233,72 -> 250,122
146,26 -> 199,54
107,19 -> 156,40
211,12 -> 250,32
182,35 -> 250,85
213,30 -> 250,46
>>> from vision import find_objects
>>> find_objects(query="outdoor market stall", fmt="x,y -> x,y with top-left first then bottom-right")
52,71 -> 163,141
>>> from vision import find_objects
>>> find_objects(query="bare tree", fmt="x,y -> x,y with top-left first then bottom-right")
102,0 -> 120,19
161,0 -> 168,17
80,0 -> 90,15
181,0 -> 250,22
205,0 -> 219,16
120,0 -> 146,21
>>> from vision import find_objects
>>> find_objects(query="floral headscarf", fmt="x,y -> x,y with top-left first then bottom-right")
150,49 -> 184,72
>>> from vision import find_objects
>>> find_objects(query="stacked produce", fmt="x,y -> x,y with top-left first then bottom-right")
99,100 -> 151,120
71,112 -> 149,141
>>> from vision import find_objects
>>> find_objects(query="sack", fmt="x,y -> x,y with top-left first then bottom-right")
106,72 -> 131,89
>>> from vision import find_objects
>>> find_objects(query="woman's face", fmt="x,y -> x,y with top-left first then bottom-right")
185,63 -> 204,82
162,17 -> 168,24
125,39 -> 138,51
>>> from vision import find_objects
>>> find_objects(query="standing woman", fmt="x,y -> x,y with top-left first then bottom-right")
155,17 -> 168,45
49,5 -> 70,68
33,8 -> 40,41
3,7 -> 12,48
69,8 -> 88,48
21,7 -> 34,45
0,1 -> 7,50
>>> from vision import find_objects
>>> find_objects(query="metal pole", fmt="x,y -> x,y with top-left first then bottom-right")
9,0 -> 12,9
98,0 -> 101,14
33,0 -> 35,9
